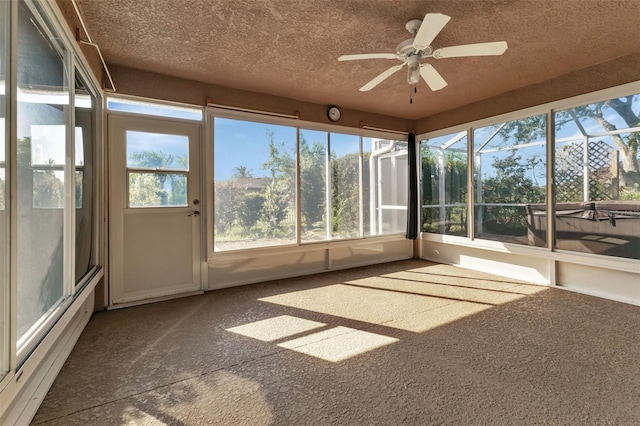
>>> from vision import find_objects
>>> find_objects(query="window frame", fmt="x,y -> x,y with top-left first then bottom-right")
8,0 -> 104,368
0,0 -> 11,385
206,107 -> 409,257
417,80 -> 640,274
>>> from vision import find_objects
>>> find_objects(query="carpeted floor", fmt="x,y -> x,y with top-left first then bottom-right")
33,259 -> 640,425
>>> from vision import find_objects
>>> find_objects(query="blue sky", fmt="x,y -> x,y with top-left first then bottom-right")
214,118 -> 364,181
126,130 -> 189,169
113,96 -> 640,182
107,103 -> 382,180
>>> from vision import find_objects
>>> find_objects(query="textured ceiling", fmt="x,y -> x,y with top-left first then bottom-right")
74,0 -> 640,120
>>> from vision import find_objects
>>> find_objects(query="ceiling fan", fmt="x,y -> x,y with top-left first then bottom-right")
338,13 -> 508,92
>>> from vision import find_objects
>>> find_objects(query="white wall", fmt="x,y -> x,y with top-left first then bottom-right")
208,236 -> 413,290
420,236 -> 640,306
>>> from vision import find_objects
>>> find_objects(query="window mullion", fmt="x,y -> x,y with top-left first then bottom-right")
4,0 -> 18,380
325,133 -> 332,240
64,50 -> 75,297
296,127 -> 301,246
467,128 -> 475,240
358,136 -> 364,238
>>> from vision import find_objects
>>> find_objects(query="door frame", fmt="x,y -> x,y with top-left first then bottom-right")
107,113 -> 204,306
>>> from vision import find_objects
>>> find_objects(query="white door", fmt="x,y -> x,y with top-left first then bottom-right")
109,115 -> 202,305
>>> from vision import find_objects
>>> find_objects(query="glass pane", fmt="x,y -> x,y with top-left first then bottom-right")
554,97 -> 640,260
16,1 -> 67,345
362,138 -> 373,236
75,75 -> 96,283
107,97 -> 202,121
128,172 -> 187,207
422,206 -> 467,235
0,0 -> 8,380
32,170 -> 64,208
364,139 -> 408,235
474,114 -> 547,246
213,118 -> 297,251
300,129 -> 328,242
30,124 -> 63,166
126,131 -> 189,171
421,132 -> 468,236
330,133 -> 360,239
379,151 -> 408,234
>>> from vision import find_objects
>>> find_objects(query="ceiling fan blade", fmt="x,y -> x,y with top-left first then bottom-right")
420,63 -> 447,91
360,64 -> 405,91
413,13 -> 451,51
338,53 -> 398,61
433,41 -> 508,59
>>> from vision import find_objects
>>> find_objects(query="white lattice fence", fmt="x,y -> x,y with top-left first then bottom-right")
555,140 -> 618,201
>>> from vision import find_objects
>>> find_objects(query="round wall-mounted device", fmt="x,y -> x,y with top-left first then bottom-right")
327,105 -> 341,122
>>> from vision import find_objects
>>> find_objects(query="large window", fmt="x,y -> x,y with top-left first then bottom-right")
553,96 -> 640,260
0,0 -> 101,398
212,117 -> 407,252
299,130 -> 363,242
299,129 -> 328,242
421,131 -> 468,236
474,115 -> 547,246
330,133 -> 361,239
16,1 -> 68,346
213,118 -> 297,251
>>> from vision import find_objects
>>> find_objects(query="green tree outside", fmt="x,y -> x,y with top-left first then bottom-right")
128,151 -> 187,207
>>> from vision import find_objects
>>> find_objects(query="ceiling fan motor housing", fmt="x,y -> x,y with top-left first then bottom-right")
396,38 -> 433,60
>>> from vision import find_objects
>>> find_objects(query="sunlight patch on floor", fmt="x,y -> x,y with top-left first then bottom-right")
227,316 -> 398,362
259,284 -> 457,332
383,301 -> 491,333
345,276 -> 528,305
384,270 -> 531,292
278,326 -> 398,362
226,315 -> 326,342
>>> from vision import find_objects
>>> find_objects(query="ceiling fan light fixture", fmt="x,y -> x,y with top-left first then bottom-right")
407,56 -> 421,85
407,65 -> 420,85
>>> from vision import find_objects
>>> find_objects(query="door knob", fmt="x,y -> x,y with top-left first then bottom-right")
188,210 -> 200,216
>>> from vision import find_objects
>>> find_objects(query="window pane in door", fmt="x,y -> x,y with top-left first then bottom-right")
128,172 -> 187,207
16,1 -> 67,345
126,131 -> 189,171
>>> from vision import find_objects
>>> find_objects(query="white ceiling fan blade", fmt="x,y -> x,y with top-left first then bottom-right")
433,41 -> 508,59
413,13 -> 451,51
338,53 -> 398,61
420,63 -> 447,91
360,64 -> 405,91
